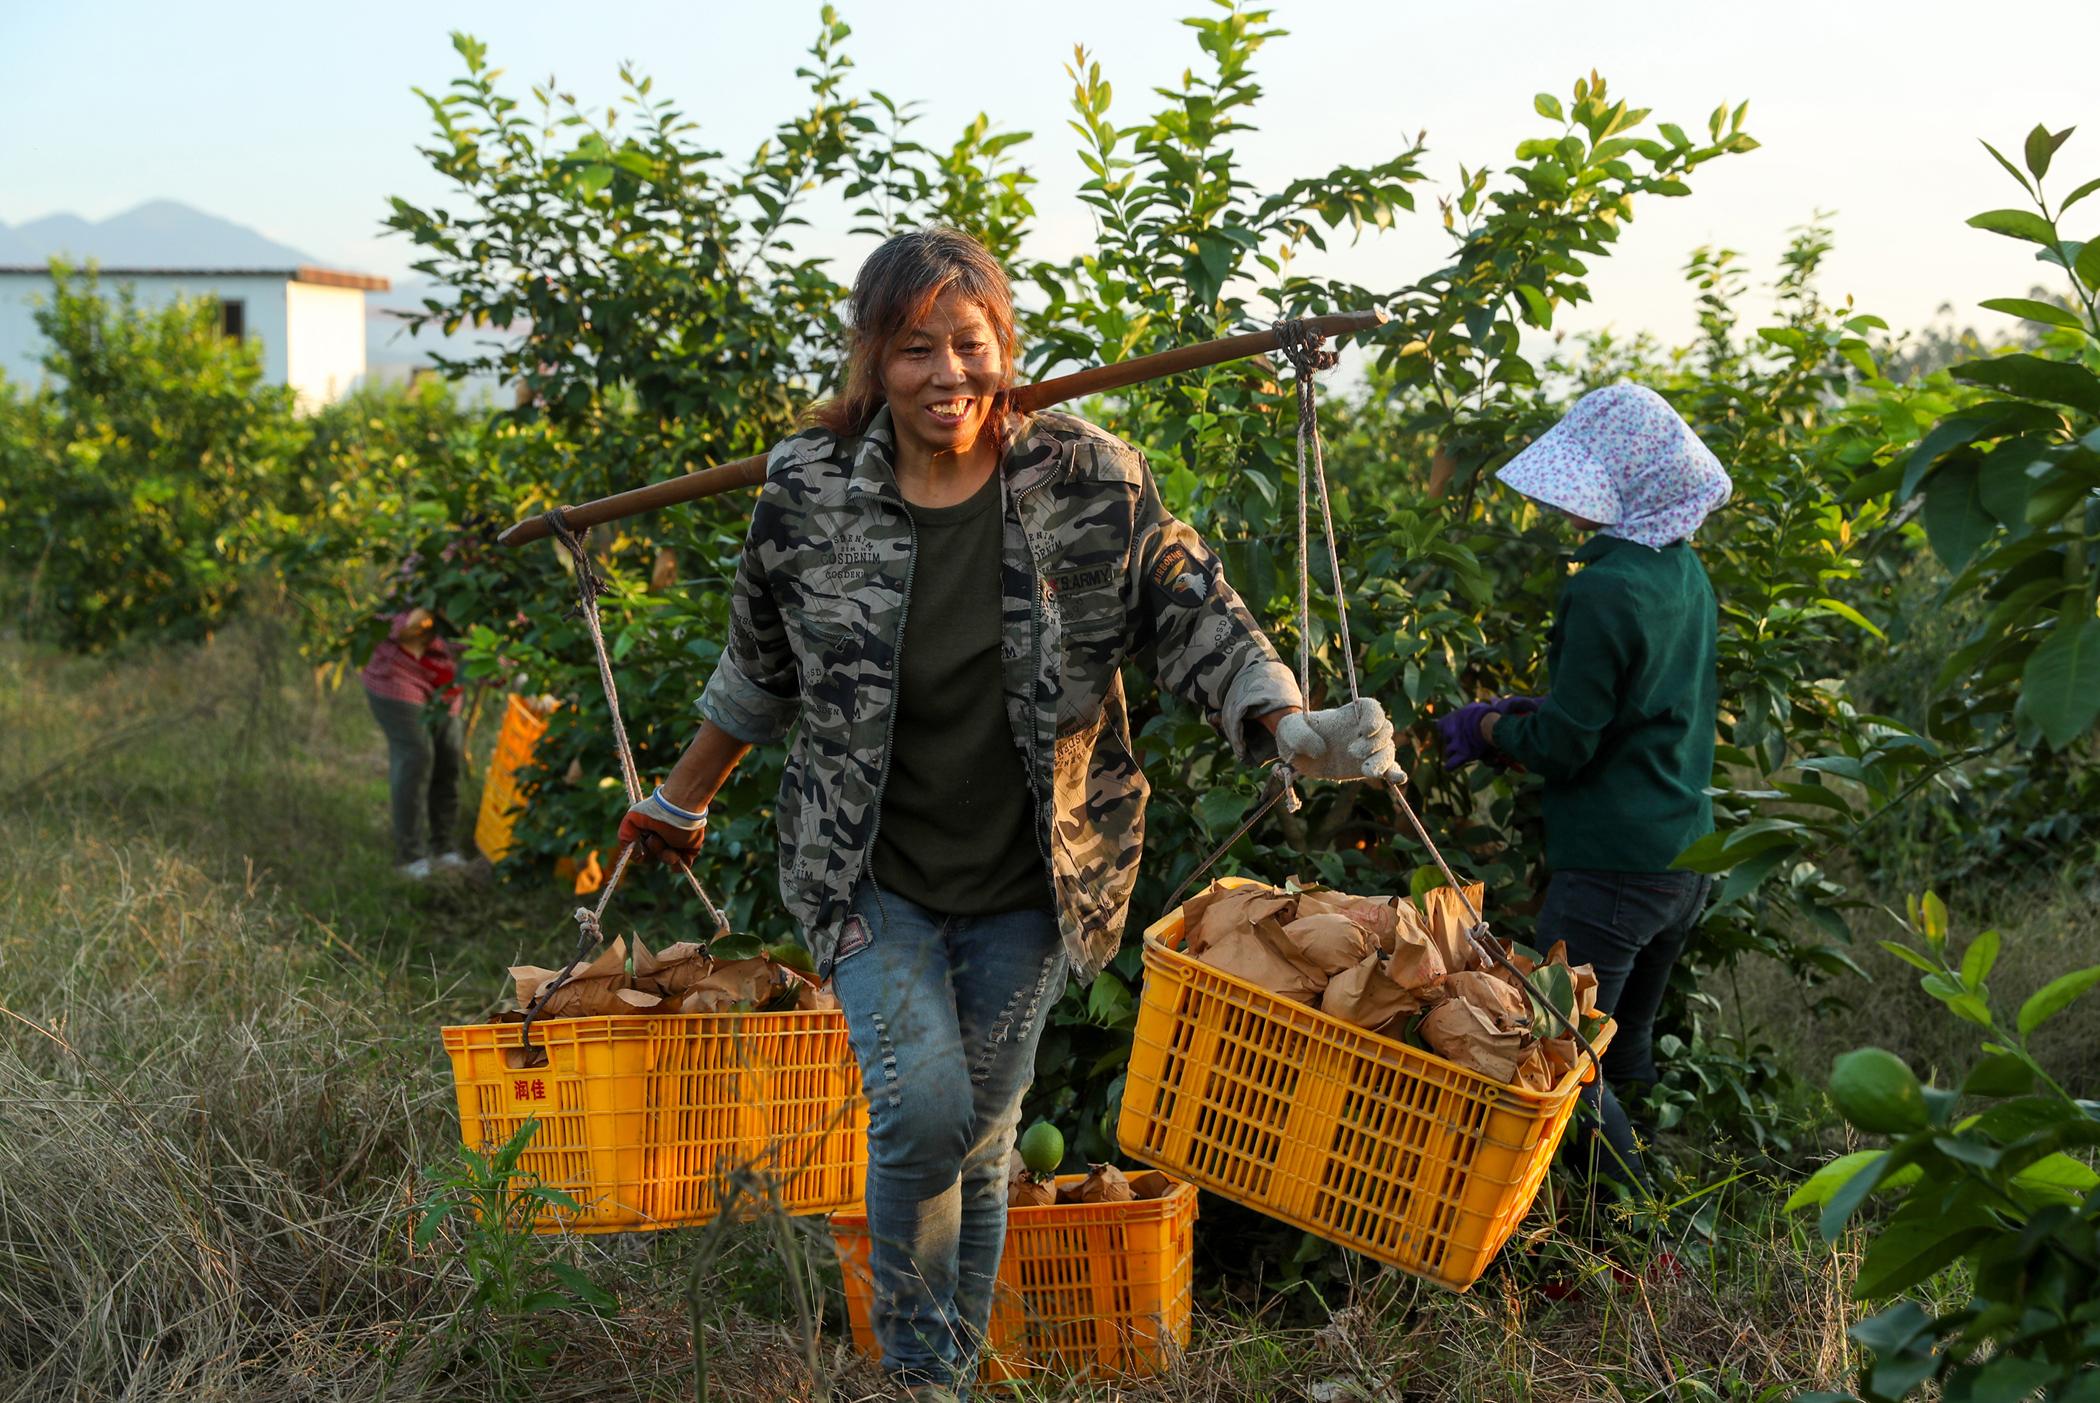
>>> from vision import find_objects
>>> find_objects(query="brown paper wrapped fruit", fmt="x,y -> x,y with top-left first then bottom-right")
1178,880 -> 1602,1092
505,935 -> 828,1021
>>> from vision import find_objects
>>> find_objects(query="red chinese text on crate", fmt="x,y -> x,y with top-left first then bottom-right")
442,1011 -> 866,1233
1115,879 -> 1615,1291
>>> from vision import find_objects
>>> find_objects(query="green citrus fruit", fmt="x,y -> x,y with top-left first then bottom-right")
1017,1121 -> 1065,1177
764,942 -> 817,975
1829,1047 -> 1930,1134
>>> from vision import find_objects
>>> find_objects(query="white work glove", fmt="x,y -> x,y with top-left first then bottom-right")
1274,698 -> 1403,784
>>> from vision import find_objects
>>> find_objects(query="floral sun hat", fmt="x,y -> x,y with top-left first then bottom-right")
1495,382 -> 1732,548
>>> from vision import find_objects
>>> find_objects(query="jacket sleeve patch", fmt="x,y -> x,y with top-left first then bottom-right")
1147,542 -> 1213,608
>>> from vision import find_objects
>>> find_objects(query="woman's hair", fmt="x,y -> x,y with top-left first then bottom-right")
809,227 -> 1020,438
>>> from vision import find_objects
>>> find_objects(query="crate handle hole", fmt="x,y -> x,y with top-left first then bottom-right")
505,1043 -> 551,1070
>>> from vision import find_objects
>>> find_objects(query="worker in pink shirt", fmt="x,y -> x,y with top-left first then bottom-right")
359,606 -> 468,878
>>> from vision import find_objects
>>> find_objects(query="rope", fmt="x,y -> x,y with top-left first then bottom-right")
1280,321 -> 1359,703
1159,765 -> 1297,918
517,509 -> 727,1056
1166,318 -> 1603,1075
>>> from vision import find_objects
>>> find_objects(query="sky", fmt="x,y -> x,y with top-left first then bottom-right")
3,0 -> 2097,350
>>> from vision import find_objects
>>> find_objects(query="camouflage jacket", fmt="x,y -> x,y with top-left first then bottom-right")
699,408 -> 1301,982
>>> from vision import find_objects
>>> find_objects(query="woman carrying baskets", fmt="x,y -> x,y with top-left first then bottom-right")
1438,383 -> 1732,1202
617,228 -> 1402,1397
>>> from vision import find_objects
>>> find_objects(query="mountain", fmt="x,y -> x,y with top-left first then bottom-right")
0,199 -> 316,268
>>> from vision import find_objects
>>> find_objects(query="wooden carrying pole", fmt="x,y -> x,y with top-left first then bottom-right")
495,308 -> 1387,547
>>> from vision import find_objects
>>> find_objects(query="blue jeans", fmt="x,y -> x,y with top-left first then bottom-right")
1536,868 -> 1711,1195
830,879 -> 1068,1392
365,691 -> 462,864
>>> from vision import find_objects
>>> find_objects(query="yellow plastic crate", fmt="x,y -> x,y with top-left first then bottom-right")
830,1173 -> 1197,1383
474,694 -> 552,864
441,1011 -> 866,1233
1115,879 -> 1614,1291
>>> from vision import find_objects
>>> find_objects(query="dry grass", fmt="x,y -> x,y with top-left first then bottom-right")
0,627 -> 1863,1401
1727,864 -> 2100,1099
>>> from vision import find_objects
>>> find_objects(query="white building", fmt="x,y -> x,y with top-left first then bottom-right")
0,264 -> 390,411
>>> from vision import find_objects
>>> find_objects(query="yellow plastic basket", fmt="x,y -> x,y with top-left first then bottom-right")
829,1174 -> 1198,1383
441,1011 -> 866,1233
1115,879 -> 1613,1291
474,694 -> 552,864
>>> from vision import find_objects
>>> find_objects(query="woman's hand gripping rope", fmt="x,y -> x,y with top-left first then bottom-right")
621,786 -> 708,871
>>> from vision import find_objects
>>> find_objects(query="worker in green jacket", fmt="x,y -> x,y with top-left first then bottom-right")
1439,382 -> 1732,1198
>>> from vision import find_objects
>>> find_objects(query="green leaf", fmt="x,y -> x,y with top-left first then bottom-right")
1514,283 -> 1554,329
1959,928 -> 2000,986
2061,174 -> 2100,213
1811,597 -> 1887,641
1853,1301 -> 1939,1401
1977,296 -> 2088,332
2076,238 -> 2100,293
2022,122 -> 2074,180
1714,845 -> 1791,906
1960,1053 -> 2033,1098
1534,92 -> 1564,122
1194,786 -> 1253,835
2023,460 -> 2099,526
1898,405 -> 2049,501
1529,961 -> 1575,1025
1966,1356 -> 2063,1403
1821,1141 -> 1913,1240
1851,1299 -> 1932,1359
1784,1150 -> 1921,1211
1922,461 -> 1994,570
708,931 -> 764,961
547,1260 -> 618,1311
2019,613 -> 2100,747
1950,354 -> 2100,416
1086,971 -> 1134,1027
1879,941 -> 1940,975
1853,1212 -> 1994,1298
2016,962 -> 2100,1036
1976,440 -> 2049,527
523,1185 -> 581,1211
2008,1150 -> 2100,1204
412,1205 -> 452,1249
1979,139 -> 2035,195
1970,1095 -> 2085,1142
1967,207 -> 2059,246
1946,992 -> 1996,1028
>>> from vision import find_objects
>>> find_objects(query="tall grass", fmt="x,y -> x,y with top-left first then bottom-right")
0,626 -> 1864,1400
1728,867 -> 2100,1100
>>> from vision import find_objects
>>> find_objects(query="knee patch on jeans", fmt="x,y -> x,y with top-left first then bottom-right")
868,1010 -> 902,1110
970,949 -> 1061,1086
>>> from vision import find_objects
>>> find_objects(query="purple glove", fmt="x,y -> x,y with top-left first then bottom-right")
1437,701 -> 1498,767
1437,696 -> 1542,768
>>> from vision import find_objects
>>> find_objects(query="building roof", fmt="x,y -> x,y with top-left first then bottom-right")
0,264 -> 390,291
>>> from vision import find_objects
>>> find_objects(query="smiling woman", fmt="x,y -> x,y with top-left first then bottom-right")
812,228 -> 1019,504
612,225 -> 1408,1395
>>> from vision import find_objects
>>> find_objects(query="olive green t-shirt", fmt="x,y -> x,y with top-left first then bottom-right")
872,470 -> 1049,915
